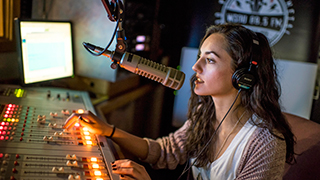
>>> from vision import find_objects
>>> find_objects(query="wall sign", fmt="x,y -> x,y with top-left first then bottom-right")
215,0 -> 295,46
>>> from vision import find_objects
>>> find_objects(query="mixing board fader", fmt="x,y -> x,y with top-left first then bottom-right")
0,85 -> 119,180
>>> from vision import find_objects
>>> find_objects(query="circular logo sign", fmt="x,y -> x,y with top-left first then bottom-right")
215,0 -> 295,46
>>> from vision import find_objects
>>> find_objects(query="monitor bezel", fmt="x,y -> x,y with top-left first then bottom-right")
14,18 -> 75,87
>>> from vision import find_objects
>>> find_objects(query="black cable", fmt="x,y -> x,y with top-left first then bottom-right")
83,0 -> 121,56
177,89 -> 242,180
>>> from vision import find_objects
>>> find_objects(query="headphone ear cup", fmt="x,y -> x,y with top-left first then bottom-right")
232,68 -> 256,90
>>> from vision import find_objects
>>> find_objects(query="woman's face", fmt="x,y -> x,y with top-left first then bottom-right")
192,33 -> 237,98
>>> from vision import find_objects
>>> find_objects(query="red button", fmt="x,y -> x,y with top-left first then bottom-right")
15,154 -> 19,159
12,168 -> 17,173
14,161 -> 19,166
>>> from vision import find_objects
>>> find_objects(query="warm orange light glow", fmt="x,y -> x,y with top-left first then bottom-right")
85,136 -> 91,140
77,109 -> 85,113
91,157 -> 97,162
82,127 -> 89,131
94,170 -> 102,176
86,141 -> 92,145
92,164 -> 99,168
75,123 -> 80,127
83,132 -> 90,135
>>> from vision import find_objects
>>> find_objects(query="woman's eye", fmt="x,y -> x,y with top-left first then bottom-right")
206,58 -> 215,63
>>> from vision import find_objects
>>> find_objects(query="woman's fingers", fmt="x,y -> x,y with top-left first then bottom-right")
63,111 -> 111,136
111,160 -> 151,180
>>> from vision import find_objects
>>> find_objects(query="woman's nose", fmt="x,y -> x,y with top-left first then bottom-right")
192,59 -> 202,73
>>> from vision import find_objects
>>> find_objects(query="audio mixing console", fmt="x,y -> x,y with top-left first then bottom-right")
0,85 -> 119,180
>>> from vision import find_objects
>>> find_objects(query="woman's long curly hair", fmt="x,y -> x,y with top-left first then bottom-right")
185,24 -> 295,167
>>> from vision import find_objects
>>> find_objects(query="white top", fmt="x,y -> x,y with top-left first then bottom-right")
191,117 -> 258,180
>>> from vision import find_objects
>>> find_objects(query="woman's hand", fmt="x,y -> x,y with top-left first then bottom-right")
112,159 -> 151,180
63,110 -> 113,136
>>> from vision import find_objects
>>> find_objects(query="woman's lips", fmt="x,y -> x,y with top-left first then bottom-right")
195,77 -> 204,84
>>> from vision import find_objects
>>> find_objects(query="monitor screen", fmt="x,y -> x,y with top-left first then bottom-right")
15,19 -> 74,85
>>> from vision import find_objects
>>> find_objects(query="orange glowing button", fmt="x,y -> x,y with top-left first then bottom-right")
90,157 -> 97,162
92,164 -> 99,169
83,127 -> 89,131
86,141 -> 92,145
96,178 -> 103,180
94,170 -> 102,176
85,136 -> 91,140
83,132 -> 90,135
77,109 -> 85,114
75,123 -> 80,127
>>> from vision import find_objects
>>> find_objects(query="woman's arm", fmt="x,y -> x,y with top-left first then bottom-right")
236,128 -> 286,180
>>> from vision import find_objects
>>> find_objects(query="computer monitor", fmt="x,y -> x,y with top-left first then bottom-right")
15,19 -> 74,85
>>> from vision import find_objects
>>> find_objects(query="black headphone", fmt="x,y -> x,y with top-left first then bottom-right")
232,32 -> 259,90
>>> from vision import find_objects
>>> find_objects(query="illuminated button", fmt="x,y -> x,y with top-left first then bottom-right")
94,170 -> 101,176
10,176 -> 15,180
5,136 -> 9,140
4,154 -> 9,158
2,160 -> 7,165
0,136 -> 4,140
20,137 -> 23,141
0,126 -> 3,130
83,132 -> 90,135
84,136 -> 91,140
16,154 -> 19,159
92,164 -> 99,169
21,132 -> 24,136
82,127 -> 89,131
1,122 -> 5,126
77,109 -> 84,114
90,157 -> 97,162
0,153 -> 3,158
86,141 -> 92,145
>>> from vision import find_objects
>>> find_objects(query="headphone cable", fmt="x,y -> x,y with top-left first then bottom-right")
177,89 -> 242,180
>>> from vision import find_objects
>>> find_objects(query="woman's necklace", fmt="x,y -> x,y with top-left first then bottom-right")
214,111 -> 247,160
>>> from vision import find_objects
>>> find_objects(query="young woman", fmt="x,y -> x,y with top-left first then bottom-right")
64,24 -> 295,180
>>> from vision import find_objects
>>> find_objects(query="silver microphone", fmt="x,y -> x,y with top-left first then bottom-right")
84,42 -> 185,90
